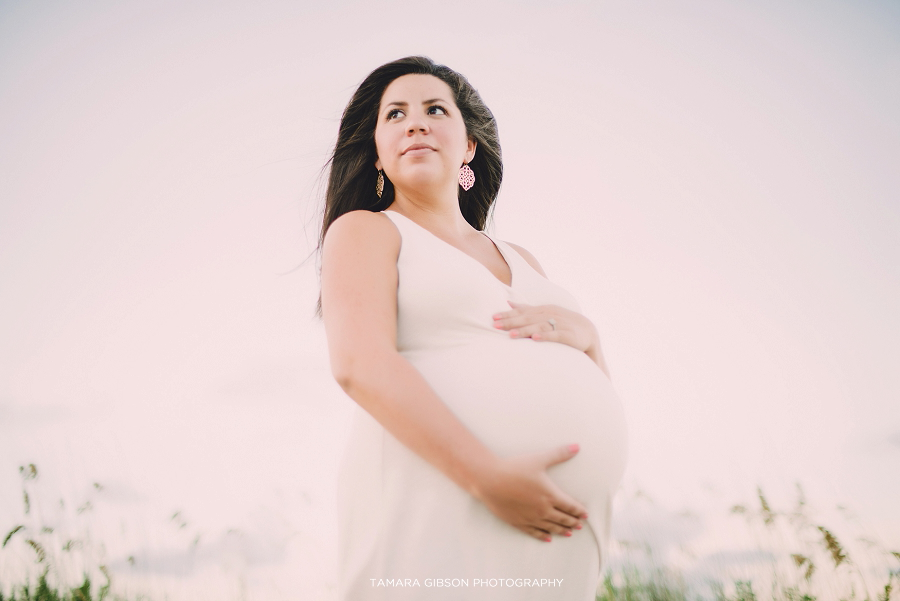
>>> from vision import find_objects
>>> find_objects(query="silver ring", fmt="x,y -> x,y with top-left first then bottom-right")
548,318 -> 557,331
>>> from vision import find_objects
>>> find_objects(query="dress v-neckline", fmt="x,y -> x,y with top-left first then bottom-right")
385,210 -> 514,289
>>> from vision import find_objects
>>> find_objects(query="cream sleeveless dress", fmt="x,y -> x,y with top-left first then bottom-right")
335,210 -> 628,601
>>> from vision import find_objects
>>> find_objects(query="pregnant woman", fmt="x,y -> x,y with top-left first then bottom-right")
318,56 -> 628,600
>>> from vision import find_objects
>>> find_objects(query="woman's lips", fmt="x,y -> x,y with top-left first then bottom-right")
403,144 -> 435,156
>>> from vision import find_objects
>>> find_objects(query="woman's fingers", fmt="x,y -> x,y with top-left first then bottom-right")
493,301 -> 555,325
543,442 -> 580,467
545,509 -> 583,531
550,490 -> 588,521
492,304 -> 571,342
492,303 -> 596,354
524,498 -> 587,539
539,519 -> 575,536
513,323 -> 560,341
492,312 -> 540,330
540,445 -> 590,520
521,525 -> 552,542
544,498 -> 585,528
493,315 -> 561,338
473,448 -> 589,541
540,502 -> 585,532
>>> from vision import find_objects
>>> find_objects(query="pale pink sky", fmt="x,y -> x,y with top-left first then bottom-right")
1,1 -> 898,598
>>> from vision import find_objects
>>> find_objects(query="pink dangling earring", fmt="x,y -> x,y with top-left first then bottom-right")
375,169 -> 384,198
458,163 -> 475,191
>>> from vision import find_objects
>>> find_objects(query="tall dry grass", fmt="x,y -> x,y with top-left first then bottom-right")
599,485 -> 899,601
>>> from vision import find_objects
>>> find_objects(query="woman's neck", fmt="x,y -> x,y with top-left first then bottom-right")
388,188 -> 472,237
388,182 -> 473,236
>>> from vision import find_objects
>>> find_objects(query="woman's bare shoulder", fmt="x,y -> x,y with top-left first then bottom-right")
503,241 -> 548,278
324,210 -> 400,251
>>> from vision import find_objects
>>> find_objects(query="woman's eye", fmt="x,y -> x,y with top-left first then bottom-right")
428,105 -> 448,115
386,109 -> 403,120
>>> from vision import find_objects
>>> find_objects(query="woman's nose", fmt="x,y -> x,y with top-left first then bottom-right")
406,113 -> 428,134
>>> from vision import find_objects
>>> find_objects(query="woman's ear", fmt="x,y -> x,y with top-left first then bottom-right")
375,157 -> 383,170
466,139 -> 477,164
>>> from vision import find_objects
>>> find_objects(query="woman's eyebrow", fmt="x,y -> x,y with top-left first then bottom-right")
383,98 -> 450,108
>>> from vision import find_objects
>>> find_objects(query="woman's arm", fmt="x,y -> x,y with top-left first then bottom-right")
321,211 -> 588,541
502,242 -> 611,378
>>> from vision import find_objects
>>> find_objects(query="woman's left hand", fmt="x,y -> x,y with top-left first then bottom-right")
492,301 -> 598,353
493,301 -> 610,376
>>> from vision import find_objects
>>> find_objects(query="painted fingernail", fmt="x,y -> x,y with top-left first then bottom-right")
564,531 -> 572,537
575,523 -> 583,530
568,443 -> 579,453
543,536 -> 552,542
510,330 -> 518,338
493,322 -> 503,328
533,333 -> 542,340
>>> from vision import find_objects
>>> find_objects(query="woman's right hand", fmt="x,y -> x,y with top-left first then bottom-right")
470,444 -> 588,542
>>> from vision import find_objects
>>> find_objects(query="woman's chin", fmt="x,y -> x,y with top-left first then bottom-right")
392,172 -> 455,195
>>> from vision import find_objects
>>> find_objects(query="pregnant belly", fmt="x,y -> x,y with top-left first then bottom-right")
403,336 -> 629,506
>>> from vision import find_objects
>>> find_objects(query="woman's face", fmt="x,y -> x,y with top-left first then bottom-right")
374,74 -> 476,194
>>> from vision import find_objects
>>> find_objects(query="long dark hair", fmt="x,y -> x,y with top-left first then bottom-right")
315,56 -> 503,316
